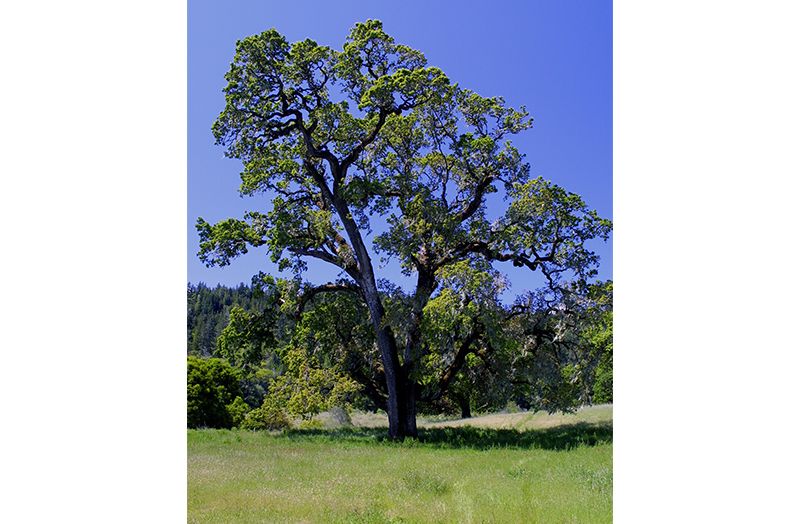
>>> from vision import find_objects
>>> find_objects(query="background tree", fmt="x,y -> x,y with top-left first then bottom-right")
198,20 -> 611,439
584,281 -> 613,403
187,282 -> 276,356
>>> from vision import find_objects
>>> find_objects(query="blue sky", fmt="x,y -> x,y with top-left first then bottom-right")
188,0 -> 612,298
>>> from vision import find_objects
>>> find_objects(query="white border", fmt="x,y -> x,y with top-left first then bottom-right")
615,0 -> 800,521
1,1 -> 187,520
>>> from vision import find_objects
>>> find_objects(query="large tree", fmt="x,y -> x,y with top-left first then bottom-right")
197,20 -> 611,439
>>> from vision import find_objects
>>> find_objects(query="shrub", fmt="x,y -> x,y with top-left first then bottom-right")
272,348 -> 361,420
298,419 -> 325,430
187,356 -> 242,428
226,396 -> 250,428
241,398 -> 292,430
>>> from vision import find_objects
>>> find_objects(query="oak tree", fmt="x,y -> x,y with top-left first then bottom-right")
197,20 -> 611,439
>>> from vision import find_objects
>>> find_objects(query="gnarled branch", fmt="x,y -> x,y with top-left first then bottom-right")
295,281 -> 363,318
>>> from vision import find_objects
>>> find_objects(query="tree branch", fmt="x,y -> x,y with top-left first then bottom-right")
341,107 -> 392,171
456,173 -> 495,222
290,247 -> 343,268
421,318 -> 483,402
295,281 -> 362,317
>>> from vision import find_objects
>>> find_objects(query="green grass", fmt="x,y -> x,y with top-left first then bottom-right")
188,407 -> 612,523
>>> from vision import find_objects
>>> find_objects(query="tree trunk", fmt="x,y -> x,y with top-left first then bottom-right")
457,395 -> 472,419
326,189 -> 424,440
360,287 -> 412,440
373,343 -> 419,440
328,189 -> 412,439
369,325 -> 419,440
401,372 -> 418,438
373,326 -> 404,440
395,270 -> 433,439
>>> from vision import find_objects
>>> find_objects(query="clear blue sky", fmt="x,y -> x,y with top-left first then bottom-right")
188,0 -> 612,299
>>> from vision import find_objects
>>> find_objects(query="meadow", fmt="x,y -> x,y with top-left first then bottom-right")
188,405 -> 611,523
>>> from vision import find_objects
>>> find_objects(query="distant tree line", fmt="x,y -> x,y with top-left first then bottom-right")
187,282 -> 275,356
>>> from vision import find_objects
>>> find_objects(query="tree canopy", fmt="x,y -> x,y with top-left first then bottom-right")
197,20 -> 611,439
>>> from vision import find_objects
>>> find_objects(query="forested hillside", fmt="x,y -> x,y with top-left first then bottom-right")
186,282 -> 273,355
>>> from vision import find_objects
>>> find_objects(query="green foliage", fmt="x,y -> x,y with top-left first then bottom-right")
262,347 -> 361,420
196,20 -> 545,281
285,291 -> 382,409
238,365 -> 278,410
297,419 -> 325,430
241,399 -> 292,431
187,281 -> 276,356
199,277 -> 285,408
593,360 -> 613,403
226,396 -> 250,428
585,281 -> 613,403
501,179 -> 613,284
187,356 -> 242,428
495,285 -> 607,413
216,304 -> 277,371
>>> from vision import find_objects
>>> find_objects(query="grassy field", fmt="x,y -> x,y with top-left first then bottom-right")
188,405 -> 612,523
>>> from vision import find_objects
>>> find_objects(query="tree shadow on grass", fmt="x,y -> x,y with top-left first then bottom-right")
282,421 -> 612,451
